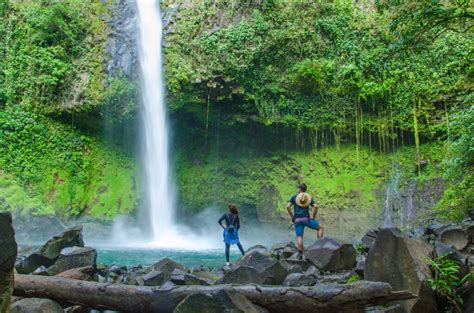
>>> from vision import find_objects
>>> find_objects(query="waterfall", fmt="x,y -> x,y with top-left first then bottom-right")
382,164 -> 400,228
136,0 -> 175,243
133,0 -> 216,249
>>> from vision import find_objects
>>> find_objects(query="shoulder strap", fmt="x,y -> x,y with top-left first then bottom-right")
228,213 -> 237,226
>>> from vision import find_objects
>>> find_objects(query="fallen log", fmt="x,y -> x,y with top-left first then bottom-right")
14,274 -> 415,313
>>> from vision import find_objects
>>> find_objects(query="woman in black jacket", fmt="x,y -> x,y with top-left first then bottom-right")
218,204 -> 245,265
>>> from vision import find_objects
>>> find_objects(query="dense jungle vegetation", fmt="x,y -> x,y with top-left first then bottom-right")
0,0 -> 472,226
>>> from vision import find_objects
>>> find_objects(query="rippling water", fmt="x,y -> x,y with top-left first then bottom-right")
96,248 -> 243,269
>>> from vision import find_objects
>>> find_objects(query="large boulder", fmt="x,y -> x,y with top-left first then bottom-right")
236,251 -> 287,284
170,269 -> 211,286
218,266 -> 264,284
436,226 -> 469,251
305,238 -> 356,272
10,298 -> 63,313
245,245 -> 269,255
143,270 -> 166,286
270,242 -> 297,260
16,226 -> 84,274
0,212 -> 17,313
46,246 -> 96,276
361,229 -> 379,250
173,289 -> 267,313
364,228 -> 438,313
38,226 -> 84,259
150,258 -> 187,276
282,265 -> 319,287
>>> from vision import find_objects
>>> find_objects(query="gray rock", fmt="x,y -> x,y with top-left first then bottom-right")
236,251 -> 287,284
270,242 -> 297,260
32,266 -> 49,276
38,226 -> 84,259
361,229 -> 379,250
16,226 -> 83,274
366,305 -> 404,313
0,212 -> 17,313
10,298 -> 63,313
151,258 -> 187,276
174,289 -> 267,313
170,269 -> 211,286
282,271 -> 318,287
245,245 -> 269,255
143,270 -> 166,286
64,305 -> 89,313
468,208 -> 474,221
218,266 -> 263,284
318,271 -> 354,284
46,246 -> 96,276
305,238 -> 357,272
364,228 -> 438,313
437,226 -> 469,251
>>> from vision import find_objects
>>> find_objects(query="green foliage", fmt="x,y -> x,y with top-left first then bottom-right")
428,254 -> 473,312
103,75 -> 138,123
2,0 -> 108,113
0,106 -> 138,218
347,274 -> 360,284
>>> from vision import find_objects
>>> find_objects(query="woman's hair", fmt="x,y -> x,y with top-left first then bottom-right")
228,204 -> 239,215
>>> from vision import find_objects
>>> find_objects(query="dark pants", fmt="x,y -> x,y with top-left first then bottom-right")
225,243 -> 245,262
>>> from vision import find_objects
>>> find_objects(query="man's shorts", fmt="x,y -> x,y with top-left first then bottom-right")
294,218 -> 320,237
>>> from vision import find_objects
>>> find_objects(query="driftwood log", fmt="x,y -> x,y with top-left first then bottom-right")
14,274 -> 415,313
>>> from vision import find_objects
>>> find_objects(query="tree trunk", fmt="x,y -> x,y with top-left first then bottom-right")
14,275 -> 415,313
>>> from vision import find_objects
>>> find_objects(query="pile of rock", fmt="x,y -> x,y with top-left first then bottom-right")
361,216 -> 474,313
15,226 -> 96,277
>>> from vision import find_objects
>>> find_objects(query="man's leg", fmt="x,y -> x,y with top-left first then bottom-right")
317,225 -> 324,239
295,223 -> 305,257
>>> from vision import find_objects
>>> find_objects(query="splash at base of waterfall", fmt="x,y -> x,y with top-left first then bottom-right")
111,216 -> 221,250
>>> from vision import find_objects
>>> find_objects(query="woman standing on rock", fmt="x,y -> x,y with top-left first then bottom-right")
218,204 -> 245,265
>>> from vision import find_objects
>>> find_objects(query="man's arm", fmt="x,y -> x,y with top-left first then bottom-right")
286,202 -> 294,221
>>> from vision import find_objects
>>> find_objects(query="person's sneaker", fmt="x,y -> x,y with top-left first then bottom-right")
226,262 -> 230,266
297,252 -> 303,260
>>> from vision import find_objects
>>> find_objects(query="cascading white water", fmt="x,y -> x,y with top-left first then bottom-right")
136,0 -> 173,243
134,0 -> 217,249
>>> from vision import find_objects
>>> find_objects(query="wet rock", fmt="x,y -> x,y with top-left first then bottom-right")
38,226 -> 84,259
236,251 -> 287,284
282,265 -> 319,287
0,212 -> 17,313
218,266 -> 263,284
245,245 -> 269,255
143,270 -> 166,286
10,298 -> 63,313
170,269 -> 211,286
305,238 -> 357,272
124,265 -> 146,285
46,246 -> 96,276
436,226 -> 469,251
426,220 -> 445,235
174,289 -> 267,313
57,266 -> 95,281
16,226 -> 84,274
151,258 -> 187,276
365,228 -> 438,313
355,258 -> 365,277
281,254 -> 313,272
270,242 -> 297,260
361,229 -> 379,250
31,266 -> 49,276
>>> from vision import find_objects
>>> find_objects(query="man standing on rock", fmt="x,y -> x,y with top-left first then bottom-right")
287,183 -> 324,259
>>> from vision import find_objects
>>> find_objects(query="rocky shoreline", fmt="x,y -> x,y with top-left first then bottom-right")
1,212 -> 473,312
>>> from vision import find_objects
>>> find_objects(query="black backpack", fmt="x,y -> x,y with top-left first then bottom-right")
227,214 -> 237,234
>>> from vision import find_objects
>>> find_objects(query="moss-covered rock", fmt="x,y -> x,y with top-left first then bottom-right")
0,212 -> 17,313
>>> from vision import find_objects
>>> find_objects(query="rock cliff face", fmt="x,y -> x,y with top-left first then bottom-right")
106,0 -> 138,80
0,212 -> 17,313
